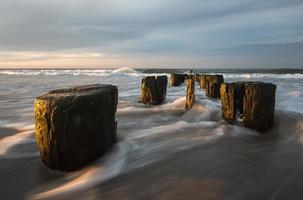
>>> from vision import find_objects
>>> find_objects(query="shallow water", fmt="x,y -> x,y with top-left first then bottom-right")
0,68 -> 303,199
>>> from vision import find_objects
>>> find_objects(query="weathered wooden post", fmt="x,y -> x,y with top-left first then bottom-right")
220,82 -> 276,132
220,83 -> 236,123
140,75 -> 168,105
34,84 -> 118,171
243,82 -> 276,132
205,75 -> 224,98
220,82 -> 246,123
194,74 -> 200,82
170,73 -> 186,86
199,75 -> 207,89
185,75 -> 195,110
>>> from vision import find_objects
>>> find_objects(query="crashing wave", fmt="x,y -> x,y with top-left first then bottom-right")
112,67 -> 139,74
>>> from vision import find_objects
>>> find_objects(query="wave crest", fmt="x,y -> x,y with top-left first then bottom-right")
0,68 -> 141,77
112,67 -> 139,74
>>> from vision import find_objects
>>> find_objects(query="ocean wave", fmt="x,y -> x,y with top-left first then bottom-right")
221,73 -> 303,79
0,67 -> 142,77
1,69 -> 303,79
112,67 -> 140,74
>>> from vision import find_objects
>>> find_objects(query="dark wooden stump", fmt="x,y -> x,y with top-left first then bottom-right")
205,75 -> 224,98
34,84 -> 118,171
140,75 -> 168,105
194,74 -> 201,82
199,75 -> 207,89
243,82 -> 276,132
186,75 -> 195,110
170,73 -> 186,86
220,82 -> 276,132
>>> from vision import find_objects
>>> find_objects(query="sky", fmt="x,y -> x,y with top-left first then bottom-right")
0,0 -> 302,68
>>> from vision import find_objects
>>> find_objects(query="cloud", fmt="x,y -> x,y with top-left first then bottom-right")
0,0 -> 302,67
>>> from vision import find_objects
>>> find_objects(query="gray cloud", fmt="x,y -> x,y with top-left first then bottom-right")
0,0 -> 302,67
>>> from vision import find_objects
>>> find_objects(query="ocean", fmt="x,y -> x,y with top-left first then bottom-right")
0,67 -> 303,200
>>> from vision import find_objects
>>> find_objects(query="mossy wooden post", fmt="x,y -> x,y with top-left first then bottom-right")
199,75 -> 206,89
220,83 -> 245,123
220,83 -> 236,123
170,73 -> 186,86
140,75 -> 168,105
243,82 -> 276,132
220,82 -> 276,132
34,84 -> 118,171
185,75 -> 195,110
194,74 -> 200,82
205,75 -> 224,98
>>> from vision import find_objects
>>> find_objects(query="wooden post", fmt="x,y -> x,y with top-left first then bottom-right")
205,75 -> 224,98
140,75 -> 168,105
199,75 -> 207,89
170,73 -> 186,86
243,82 -> 276,132
220,82 -> 276,132
34,84 -> 118,171
220,83 -> 236,123
186,75 -> 195,110
194,74 -> 200,82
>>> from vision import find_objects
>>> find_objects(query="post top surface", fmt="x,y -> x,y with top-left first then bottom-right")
36,84 -> 117,100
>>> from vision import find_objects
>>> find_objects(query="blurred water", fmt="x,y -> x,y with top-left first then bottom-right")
0,68 -> 303,200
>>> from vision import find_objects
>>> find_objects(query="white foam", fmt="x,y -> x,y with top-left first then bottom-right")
112,67 -> 140,74
0,68 -> 143,77
31,142 -> 128,200
222,73 -> 303,79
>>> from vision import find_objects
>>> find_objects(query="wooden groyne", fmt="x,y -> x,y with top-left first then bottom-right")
33,73 -> 278,171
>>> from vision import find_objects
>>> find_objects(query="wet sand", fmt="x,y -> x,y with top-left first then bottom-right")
0,127 -> 17,139
0,158 -> 63,200
2,134 -> 303,200
77,138 -> 303,200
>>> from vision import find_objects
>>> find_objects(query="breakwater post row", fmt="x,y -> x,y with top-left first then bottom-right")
34,73 -> 276,171
155,73 -> 276,132
194,74 -> 276,132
